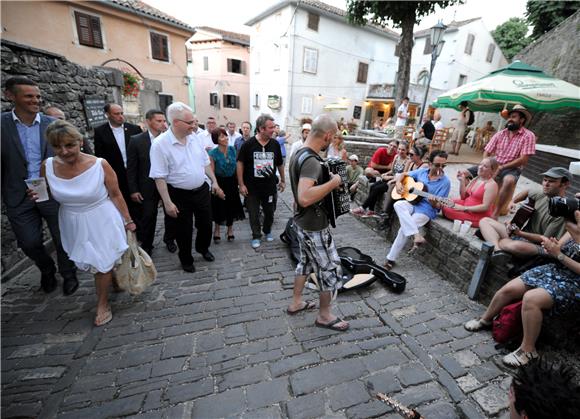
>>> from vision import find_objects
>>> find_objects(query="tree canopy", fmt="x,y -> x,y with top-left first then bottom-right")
346,1 -> 463,107
491,17 -> 531,61
526,0 -> 579,40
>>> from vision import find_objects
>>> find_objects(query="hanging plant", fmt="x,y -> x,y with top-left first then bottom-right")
122,71 -> 140,98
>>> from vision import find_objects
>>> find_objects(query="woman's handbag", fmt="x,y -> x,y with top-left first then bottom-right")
115,231 -> 157,295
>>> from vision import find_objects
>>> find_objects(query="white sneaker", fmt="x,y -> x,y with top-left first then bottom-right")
265,233 -> 274,242
251,239 -> 261,249
503,348 -> 538,367
464,318 -> 492,332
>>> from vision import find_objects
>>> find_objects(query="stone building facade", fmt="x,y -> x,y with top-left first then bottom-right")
514,11 -> 580,149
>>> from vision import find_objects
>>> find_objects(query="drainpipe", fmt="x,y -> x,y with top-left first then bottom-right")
287,7 -> 297,130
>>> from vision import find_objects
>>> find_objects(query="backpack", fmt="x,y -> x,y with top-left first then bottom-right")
466,109 -> 475,126
492,300 -> 523,344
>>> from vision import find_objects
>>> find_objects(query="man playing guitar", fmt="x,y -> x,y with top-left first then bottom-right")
384,150 -> 451,270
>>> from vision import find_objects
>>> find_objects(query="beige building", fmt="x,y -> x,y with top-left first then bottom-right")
1,0 -> 193,106
187,27 -> 250,126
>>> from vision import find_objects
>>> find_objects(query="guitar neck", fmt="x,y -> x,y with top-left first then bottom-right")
411,189 -> 454,207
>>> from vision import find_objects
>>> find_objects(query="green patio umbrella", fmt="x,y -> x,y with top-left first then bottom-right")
432,61 -> 580,112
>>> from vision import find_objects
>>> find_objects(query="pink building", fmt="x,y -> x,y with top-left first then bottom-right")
187,27 -> 250,127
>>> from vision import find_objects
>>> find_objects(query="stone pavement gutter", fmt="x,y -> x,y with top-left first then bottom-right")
2,184 -> 577,419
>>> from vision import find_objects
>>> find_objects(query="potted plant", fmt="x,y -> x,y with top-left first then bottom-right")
122,71 -> 140,98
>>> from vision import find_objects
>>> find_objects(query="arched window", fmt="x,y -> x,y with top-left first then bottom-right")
417,70 -> 429,87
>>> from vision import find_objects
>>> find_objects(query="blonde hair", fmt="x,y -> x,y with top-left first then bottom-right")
46,120 -> 82,148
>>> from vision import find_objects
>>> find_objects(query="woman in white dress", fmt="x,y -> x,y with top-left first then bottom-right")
37,120 -> 136,326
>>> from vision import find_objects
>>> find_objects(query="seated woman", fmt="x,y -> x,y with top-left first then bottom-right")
327,133 -> 348,161
208,128 -> 245,242
441,157 -> 499,228
351,142 -> 409,218
464,209 -> 580,367
404,144 -> 429,172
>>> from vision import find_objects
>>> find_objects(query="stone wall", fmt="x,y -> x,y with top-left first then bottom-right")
514,11 -> 580,150
1,41 -> 121,279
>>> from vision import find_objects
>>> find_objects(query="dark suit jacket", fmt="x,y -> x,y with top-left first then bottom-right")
1,112 -> 55,208
93,122 -> 142,198
127,131 -> 158,200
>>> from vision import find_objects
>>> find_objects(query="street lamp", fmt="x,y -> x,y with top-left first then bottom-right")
418,21 -> 447,130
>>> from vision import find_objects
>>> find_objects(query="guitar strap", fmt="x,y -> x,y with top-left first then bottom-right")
290,148 -> 327,218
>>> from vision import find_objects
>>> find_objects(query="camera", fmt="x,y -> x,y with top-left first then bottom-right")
548,196 -> 579,221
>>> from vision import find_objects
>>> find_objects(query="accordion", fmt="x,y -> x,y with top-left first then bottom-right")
322,158 -> 350,228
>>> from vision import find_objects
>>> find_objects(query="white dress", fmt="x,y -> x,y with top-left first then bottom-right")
45,158 -> 128,273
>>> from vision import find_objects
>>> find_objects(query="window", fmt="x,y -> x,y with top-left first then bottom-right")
307,12 -> 319,31
464,34 -> 475,55
150,32 -> 169,62
301,96 -> 313,114
303,47 -> 318,74
227,58 -> 245,74
210,92 -> 219,107
356,62 -> 369,84
74,11 -> 103,49
223,94 -> 240,109
458,74 -> 467,87
203,56 -> 209,71
417,70 -> 429,86
394,43 -> 400,57
486,43 -> 495,63
423,36 -> 432,54
253,93 -> 260,107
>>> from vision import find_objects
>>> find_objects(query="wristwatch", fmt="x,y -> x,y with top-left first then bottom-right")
557,253 -> 565,262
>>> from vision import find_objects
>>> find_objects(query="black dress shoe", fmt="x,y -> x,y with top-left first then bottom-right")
62,275 -> 79,296
165,240 -> 177,253
202,251 -> 215,262
182,264 -> 196,273
40,271 -> 57,294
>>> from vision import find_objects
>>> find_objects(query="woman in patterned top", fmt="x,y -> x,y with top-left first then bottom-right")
464,206 -> 580,367
208,128 -> 245,242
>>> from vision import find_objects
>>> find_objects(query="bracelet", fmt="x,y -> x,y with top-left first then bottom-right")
124,219 -> 134,226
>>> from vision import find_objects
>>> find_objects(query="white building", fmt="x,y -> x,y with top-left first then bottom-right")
411,18 -> 508,127
245,0 -> 400,136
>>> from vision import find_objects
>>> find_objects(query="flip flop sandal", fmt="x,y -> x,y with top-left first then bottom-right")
315,317 -> 349,332
94,307 -> 112,327
286,300 -> 316,315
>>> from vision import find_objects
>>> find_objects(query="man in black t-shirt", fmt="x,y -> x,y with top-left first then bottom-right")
420,115 -> 436,141
287,114 -> 349,332
237,114 -> 285,249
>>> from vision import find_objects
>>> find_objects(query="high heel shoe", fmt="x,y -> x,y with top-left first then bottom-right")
227,235 -> 235,241
213,236 -> 221,243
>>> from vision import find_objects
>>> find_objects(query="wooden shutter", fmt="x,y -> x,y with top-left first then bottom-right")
307,13 -> 319,31
394,43 -> 400,57
151,32 -> 169,61
465,34 -> 475,55
423,36 -> 432,54
227,59 -> 232,72
235,96 -> 240,109
75,11 -> 103,48
357,62 -> 368,83
486,44 -> 495,62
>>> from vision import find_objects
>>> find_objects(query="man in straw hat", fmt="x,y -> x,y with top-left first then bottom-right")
465,104 -> 536,218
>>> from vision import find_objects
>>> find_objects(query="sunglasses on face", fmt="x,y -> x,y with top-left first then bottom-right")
409,152 -> 415,156
432,163 -> 447,168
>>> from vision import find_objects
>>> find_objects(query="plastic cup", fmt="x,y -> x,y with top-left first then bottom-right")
25,177 -> 49,202
459,221 -> 473,235
453,220 -> 462,232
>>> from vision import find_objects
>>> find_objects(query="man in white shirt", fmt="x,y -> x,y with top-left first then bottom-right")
433,111 -> 444,130
287,123 -> 311,163
394,96 -> 410,140
149,102 -> 224,273
226,121 -> 242,147
191,116 -> 214,151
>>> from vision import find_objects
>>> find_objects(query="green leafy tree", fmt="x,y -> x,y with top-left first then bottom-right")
491,18 -> 531,61
526,0 -> 579,40
346,0 -> 463,108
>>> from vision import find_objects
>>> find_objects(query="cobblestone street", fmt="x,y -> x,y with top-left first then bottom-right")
2,187 -> 515,419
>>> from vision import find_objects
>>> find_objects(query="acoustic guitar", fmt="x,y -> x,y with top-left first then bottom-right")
407,187 -> 455,208
390,176 -> 425,204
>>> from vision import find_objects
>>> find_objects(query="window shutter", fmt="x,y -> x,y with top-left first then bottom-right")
465,34 -> 475,55
423,36 -> 432,55
203,56 -> 209,71
75,11 -> 102,48
227,59 -> 232,73
486,44 -> 495,62
151,32 -> 169,61
357,62 -> 368,83
151,33 -> 160,59
235,96 -> 240,109
90,16 -> 103,48
307,13 -> 319,31
394,43 -> 400,57
241,60 -> 246,75
161,35 -> 169,61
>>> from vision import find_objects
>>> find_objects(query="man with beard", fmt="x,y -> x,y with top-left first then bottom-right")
287,114 -> 349,331
464,105 -> 536,218
384,150 -> 451,270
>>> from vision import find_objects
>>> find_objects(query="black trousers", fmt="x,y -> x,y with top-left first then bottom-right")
246,190 -> 277,239
363,181 -> 389,211
136,195 -> 176,251
167,183 -> 212,266
6,199 -> 76,277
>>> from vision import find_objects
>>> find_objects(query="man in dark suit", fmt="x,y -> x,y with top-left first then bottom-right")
127,109 -> 176,255
93,103 -> 142,222
1,77 -> 78,294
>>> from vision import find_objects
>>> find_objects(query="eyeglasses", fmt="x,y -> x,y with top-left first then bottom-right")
176,119 -> 195,125
409,153 -> 416,156
432,163 -> 447,168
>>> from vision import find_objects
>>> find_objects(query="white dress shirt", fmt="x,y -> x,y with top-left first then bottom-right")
110,124 -> 127,167
227,131 -> 242,147
395,103 -> 408,127
192,128 -> 215,150
149,129 -> 210,190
